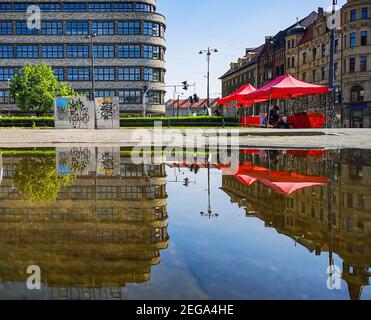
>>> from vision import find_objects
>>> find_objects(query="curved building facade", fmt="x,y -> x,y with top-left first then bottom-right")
0,0 -> 166,115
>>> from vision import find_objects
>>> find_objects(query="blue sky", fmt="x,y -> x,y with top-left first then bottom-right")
157,0 -> 346,100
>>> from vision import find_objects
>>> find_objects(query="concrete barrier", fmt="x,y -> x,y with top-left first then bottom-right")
95,97 -> 120,130
96,147 -> 121,176
56,147 -> 96,176
54,96 -> 95,130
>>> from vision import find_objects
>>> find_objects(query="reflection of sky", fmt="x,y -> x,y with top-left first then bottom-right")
1,161 -> 370,300
128,167 -> 371,300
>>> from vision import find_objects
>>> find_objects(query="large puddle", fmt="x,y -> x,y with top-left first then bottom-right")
0,147 -> 369,300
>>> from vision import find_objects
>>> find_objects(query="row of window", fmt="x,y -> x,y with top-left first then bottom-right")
0,44 -> 165,60
53,67 -> 164,82
222,70 -> 256,91
288,31 -> 368,55
0,21 -> 165,37
347,56 -> 368,74
349,31 -> 368,48
0,2 -> 155,13
299,56 -> 368,83
288,32 -> 368,68
0,66 -> 165,81
348,7 -> 369,22
0,88 -> 165,105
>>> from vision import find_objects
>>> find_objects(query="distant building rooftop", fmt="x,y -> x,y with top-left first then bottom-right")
165,98 -> 220,109
219,45 -> 264,80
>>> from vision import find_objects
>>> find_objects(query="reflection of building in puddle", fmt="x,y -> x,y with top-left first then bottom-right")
0,149 -> 168,300
221,149 -> 371,300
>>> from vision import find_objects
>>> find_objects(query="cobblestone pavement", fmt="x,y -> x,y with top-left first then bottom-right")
0,128 -> 370,149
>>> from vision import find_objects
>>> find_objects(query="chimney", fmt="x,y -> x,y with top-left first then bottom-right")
318,7 -> 324,17
265,36 -> 272,44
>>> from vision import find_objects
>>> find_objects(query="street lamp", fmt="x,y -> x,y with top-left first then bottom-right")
327,0 -> 338,129
199,47 -> 218,113
328,0 -> 337,90
142,85 -> 151,117
86,33 -> 97,102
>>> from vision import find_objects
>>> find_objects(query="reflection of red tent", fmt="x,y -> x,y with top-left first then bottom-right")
259,180 -> 326,196
287,150 -> 326,158
244,74 -> 329,104
218,84 -> 257,106
240,149 -> 326,158
220,165 -> 258,186
221,161 -> 328,196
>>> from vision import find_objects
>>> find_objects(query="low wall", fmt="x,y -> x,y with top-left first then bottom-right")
54,97 -> 95,130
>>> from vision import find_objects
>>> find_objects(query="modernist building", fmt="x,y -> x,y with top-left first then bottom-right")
0,149 -> 169,298
0,0 -> 166,115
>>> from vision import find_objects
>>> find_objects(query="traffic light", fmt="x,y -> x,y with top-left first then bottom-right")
182,81 -> 189,91
188,96 -> 194,104
183,178 -> 190,187
193,94 -> 200,103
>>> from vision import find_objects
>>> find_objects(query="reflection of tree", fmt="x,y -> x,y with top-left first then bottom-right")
14,156 -> 76,203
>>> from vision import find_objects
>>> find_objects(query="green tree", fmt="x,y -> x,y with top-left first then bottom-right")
14,155 -> 76,203
9,63 -> 74,116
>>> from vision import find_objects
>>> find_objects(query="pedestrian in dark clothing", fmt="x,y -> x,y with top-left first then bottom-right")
269,106 -> 280,127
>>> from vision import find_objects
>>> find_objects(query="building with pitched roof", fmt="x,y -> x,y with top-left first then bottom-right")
165,98 -> 220,117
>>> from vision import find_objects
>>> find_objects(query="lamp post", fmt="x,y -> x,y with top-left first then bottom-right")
328,0 -> 337,90
142,85 -> 151,117
327,1 -> 338,129
199,47 -> 218,112
86,33 -> 97,102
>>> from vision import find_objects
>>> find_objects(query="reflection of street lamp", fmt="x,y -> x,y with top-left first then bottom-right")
86,33 -> 97,102
142,68 -> 153,117
200,161 -> 219,219
199,48 -> 218,111
293,234 -> 305,247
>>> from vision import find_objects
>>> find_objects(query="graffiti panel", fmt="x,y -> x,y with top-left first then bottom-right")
95,97 -> 120,129
96,148 -> 121,177
56,147 -> 96,176
54,97 -> 95,130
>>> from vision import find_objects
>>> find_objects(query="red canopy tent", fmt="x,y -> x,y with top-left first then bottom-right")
243,74 -> 329,103
220,162 -> 328,196
218,84 -> 257,106
242,74 -> 330,128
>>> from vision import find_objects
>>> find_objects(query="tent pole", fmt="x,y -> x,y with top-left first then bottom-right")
267,94 -> 272,128
244,105 -> 247,127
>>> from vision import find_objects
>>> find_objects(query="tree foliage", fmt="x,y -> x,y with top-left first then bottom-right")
14,155 -> 76,203
9,63 -> 75,116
